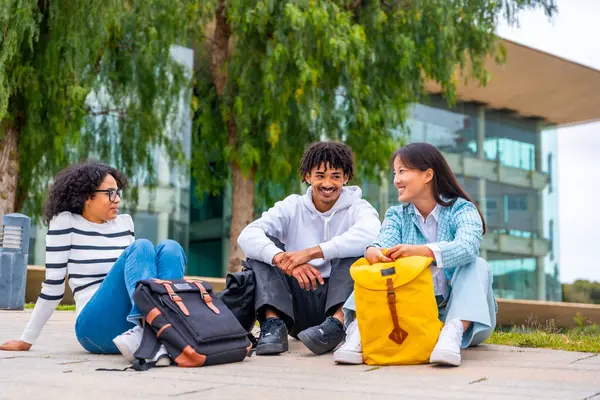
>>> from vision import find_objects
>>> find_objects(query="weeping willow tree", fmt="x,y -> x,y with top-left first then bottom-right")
191,0 -> 557,273
0,0 -> 203,218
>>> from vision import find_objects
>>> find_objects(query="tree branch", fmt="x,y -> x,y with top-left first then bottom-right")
95,49 -> 103,74
87,108 -> 126,118
381,0 -> 406,11
110,43 -> 134,51
348,0 -> 362,10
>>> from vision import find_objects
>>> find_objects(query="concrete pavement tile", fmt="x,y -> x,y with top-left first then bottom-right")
1,311 -> 600,400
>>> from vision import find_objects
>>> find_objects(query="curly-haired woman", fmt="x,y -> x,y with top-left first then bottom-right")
0,162 -> 186,366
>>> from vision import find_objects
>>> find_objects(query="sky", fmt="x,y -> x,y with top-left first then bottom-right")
496,0 -> 600,283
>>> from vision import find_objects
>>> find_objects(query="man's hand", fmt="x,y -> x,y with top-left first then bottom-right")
0,340 -> 32,351
386,244 -> 433,260
290,264 -> 325,291
276,246 -> 323,274
272,252 -> 285,267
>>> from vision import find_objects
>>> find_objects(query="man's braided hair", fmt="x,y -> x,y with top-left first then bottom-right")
298,141 -> 355,183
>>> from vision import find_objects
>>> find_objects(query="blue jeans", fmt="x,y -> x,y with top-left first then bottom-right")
343,257 -> 498,349
74,239 -> 186,354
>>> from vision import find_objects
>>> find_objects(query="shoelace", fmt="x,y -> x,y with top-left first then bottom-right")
124,327 -> 143,338
440,322 -> 462,345
319,317 -> 343,339
261,318 -> 283,336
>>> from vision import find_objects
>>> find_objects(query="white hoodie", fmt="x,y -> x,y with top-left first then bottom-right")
237,185 -> 381,278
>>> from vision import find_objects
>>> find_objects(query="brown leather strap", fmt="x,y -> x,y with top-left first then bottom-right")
146,307 -> 162,325
187,280 -> 220,315
163,283 -> 190,316
156,323 -> 172,338
386,278 -> 408,345
152,279 -> 172,284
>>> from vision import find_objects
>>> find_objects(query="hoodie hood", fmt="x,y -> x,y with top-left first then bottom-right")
301,185 -> 364,215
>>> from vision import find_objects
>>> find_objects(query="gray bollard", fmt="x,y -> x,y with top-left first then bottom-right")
0,213 -> 31,310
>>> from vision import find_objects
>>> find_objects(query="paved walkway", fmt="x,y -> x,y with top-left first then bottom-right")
1,311 -> 599,400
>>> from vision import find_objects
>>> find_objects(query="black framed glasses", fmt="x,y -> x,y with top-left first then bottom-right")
94,188 -> 122,202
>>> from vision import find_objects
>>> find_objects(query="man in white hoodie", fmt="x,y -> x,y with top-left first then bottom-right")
237,142 -> 381,356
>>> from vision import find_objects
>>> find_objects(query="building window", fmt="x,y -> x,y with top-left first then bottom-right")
547,153 -> 553,193
483,138 -> 535,171
506,194 -> 528,211
549,219 -> 554,261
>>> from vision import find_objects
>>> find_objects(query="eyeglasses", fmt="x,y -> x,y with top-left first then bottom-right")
94,189 -> 122,202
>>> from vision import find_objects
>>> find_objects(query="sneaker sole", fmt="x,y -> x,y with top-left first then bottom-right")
112,337 -> 135,363
154,354 -> 171,367
429,349 -> 461,366
297,331 -> 336,355
333,349 -> 363,365
255,342 -> 288,356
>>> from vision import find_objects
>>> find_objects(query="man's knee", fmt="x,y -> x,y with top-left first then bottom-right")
245,257 -> 277,270
332,257 -> 360,271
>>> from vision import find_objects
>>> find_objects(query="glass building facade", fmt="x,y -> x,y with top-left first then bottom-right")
374,97 -> 560,301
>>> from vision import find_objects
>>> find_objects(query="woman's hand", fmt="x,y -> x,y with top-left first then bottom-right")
0,340 -> 32,351
365,246 -> 393,264
386,244 -> 433,260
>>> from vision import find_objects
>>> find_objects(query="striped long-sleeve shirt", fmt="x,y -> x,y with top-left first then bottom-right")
21,211 -> 135,344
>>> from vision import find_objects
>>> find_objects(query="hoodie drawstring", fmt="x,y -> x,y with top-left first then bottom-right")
323,211 -> 337,242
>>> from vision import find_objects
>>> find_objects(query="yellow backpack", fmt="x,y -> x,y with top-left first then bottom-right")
350,255 -> 443,365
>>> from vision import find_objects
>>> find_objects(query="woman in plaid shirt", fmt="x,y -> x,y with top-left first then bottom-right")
334,143 -> 497,367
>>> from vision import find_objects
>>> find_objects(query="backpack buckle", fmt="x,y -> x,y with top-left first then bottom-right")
162,283 -> 190,316
186,280 -> 221,315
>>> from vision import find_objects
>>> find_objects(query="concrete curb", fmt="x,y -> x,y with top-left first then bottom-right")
24,266 -> 600,328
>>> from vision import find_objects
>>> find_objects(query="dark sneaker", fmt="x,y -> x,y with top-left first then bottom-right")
255,318 -> 289,356
297,316 -> 345,355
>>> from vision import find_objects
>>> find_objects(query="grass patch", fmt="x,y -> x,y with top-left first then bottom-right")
487,316 -> 600,353
488,330 -> 600,353
24,303 -> 75,311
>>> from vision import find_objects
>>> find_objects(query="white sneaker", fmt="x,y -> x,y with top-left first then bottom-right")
113,326 -> 143,362
429,319 -> 464,367
149,344 -> 171,367
333,319 -> 364,365
113,326 -> 170,367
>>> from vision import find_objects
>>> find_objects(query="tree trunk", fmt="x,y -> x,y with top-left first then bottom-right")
227,161 -> 255,273
209,0 -> 252,273
211,0 -> 230,96
0,121 -> 20,218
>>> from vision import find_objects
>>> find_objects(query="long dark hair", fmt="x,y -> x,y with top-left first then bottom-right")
392,142 -> 486,234
44,162 -> 128,224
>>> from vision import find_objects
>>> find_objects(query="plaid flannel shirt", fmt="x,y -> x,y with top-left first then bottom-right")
372,197 -> 483,284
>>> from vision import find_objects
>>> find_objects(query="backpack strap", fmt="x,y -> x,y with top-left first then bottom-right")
187,280 -> 220,315
163,283 -> 190,316
386,278 -> 409,345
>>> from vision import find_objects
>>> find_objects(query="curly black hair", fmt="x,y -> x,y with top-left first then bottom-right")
299,141 -> 355,183
44,162 -> 128,224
